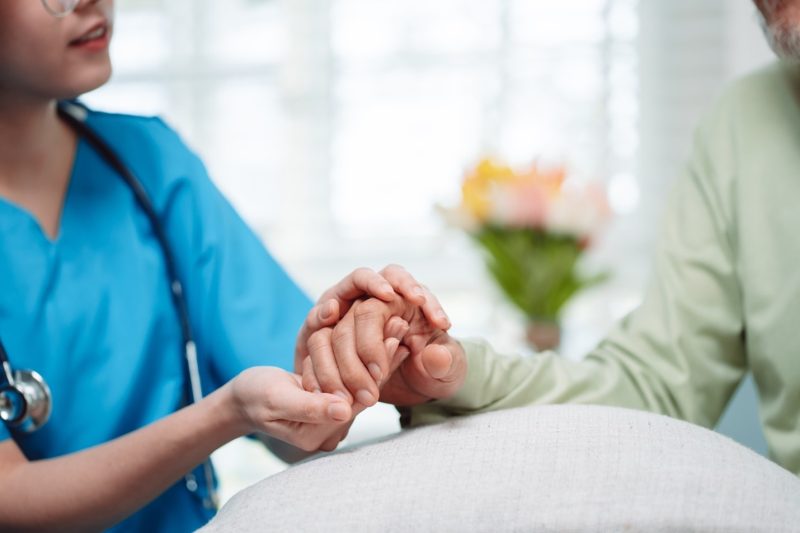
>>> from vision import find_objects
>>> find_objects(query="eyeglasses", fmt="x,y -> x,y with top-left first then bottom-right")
41,0 -> 80,18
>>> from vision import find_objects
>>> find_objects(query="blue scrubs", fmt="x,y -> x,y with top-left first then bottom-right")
0,106 -> 312,532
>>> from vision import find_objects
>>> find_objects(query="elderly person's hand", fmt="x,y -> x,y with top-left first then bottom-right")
302,295 -> 467,409
295,265 -> 452,406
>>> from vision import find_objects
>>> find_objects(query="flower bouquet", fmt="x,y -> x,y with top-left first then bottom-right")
441,158 -> 611,350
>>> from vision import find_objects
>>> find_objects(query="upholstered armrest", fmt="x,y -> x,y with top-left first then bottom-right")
199,405 -> 800,532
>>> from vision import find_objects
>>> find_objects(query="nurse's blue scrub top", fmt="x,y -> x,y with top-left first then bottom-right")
0,105 -> 312,532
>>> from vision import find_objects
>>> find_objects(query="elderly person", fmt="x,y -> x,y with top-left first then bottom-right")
299,0 -> 800,477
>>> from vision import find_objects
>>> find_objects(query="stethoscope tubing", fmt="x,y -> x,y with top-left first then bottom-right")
0,101 -> 217,508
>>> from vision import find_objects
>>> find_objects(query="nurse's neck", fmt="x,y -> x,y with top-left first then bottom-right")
0,93 -> 78,240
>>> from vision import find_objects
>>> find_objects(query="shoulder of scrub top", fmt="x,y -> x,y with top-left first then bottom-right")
74,101 -> 212,206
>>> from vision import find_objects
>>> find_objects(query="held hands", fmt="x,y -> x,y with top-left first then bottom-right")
297,265 -> 467,417
303,296 -> 466,410
231,265 -> 465,455
294,265 -> 452,372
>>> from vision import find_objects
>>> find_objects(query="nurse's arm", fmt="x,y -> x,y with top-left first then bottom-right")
0,367 -> 350,532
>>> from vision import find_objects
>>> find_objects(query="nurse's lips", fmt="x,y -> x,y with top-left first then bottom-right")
69,20 -> 111,51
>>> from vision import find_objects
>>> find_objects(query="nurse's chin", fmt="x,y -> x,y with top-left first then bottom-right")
57,63 -> 113,101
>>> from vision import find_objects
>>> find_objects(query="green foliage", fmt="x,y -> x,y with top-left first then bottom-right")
473,226 -> 608,321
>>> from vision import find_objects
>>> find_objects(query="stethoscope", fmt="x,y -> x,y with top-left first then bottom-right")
0,100 -> 218,509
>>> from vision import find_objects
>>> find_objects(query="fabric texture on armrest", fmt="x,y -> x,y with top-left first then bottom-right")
199,404 -> 800,532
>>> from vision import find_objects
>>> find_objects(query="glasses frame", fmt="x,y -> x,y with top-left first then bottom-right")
41,0 -> 80,18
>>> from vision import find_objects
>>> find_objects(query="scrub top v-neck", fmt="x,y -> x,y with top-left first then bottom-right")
0,105 -> 312,532
0,129 -> 84,247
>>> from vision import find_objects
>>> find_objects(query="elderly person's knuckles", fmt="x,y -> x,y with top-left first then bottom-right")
351,298 -> 391,320
330,360 -> 371,394
355,296 -> 416,326
330,321 -> 357,348
314,368 -> 347,398
306,327 -> 334,352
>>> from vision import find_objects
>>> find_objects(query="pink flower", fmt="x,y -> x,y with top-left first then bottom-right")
488,180 -> 549,228
545,182 -> 611,239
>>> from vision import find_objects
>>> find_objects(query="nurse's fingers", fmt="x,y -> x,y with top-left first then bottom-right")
306,300 -> 340,331
331,309 -> 380,408
379,265 -> 450,330
272,385 -> 352,425
301,356 -> 321,393
317,388 -> 378,450
294,300 -> 340,372
320,267 -> 397,312
305,302 -> 408,399
307,328 -> 353,403
296,267 -> 402,371
378,264 -> 427,306
421,284 -> 451,330
318,420 -> 354,452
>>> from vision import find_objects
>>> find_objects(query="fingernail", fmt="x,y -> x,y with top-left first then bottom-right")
380,282 -> 394,294
319,302 -> 334,320
356,389 -> 376,407
412,286 -> 425,298
328,403 -> 350,422
435,310 -> 450,323
367,363 -> 383,383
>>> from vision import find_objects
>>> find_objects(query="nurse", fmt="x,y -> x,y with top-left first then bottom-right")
0,0 -> 448,531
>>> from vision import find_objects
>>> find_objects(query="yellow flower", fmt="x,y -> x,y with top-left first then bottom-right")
461,158 -> 516,220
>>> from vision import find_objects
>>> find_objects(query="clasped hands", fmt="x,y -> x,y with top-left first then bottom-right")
229,265 -> 466,455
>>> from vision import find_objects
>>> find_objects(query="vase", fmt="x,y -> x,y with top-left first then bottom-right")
525,320 -> 561,352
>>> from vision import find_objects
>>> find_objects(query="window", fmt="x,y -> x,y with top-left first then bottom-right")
87,0 -> 639,336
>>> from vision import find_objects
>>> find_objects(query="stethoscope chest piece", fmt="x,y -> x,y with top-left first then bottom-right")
0,369 -> 52,433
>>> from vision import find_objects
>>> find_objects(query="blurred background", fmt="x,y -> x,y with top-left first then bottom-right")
85,0 -> 775,502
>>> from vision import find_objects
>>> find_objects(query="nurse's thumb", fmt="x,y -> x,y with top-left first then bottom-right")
280,390 -> 352,424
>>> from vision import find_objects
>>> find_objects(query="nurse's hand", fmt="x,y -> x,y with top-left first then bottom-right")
295,265 -> 451,402
228,367 -> 353,452
303,297 -> 467,407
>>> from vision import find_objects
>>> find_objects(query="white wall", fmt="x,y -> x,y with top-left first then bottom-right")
635,0 -> 771,259
726,0 -> 775,78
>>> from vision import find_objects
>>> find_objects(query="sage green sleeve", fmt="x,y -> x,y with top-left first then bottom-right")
409,97 -> 747,429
